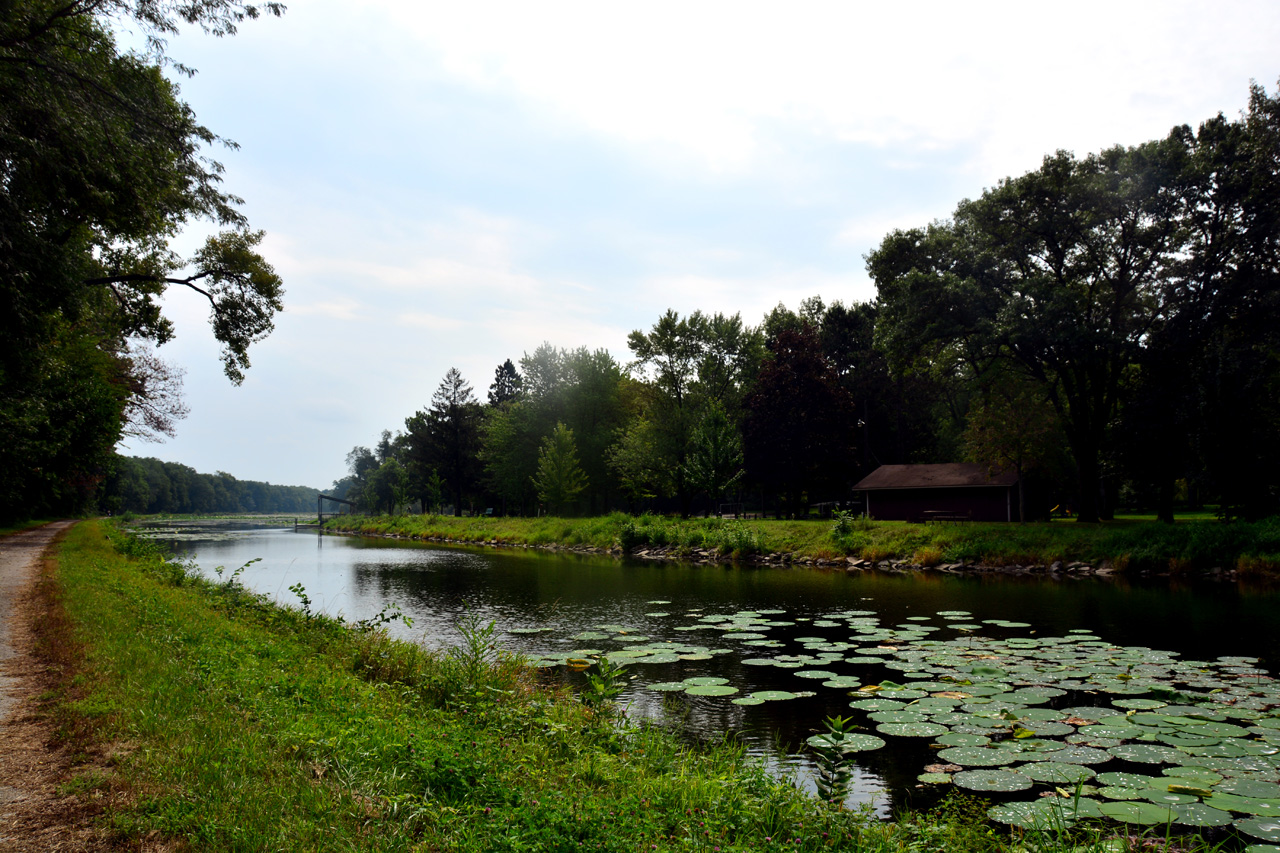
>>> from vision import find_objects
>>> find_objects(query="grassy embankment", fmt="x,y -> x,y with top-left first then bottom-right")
323,512 -> 1280,574
41,520 -> 978,850
39,520 -> 1229,851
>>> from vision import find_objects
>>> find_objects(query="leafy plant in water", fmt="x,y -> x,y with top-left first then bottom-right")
450,610 -> 500,691
581,655 -> 632,712
214,557 -> 260,592
287,582 -> 312,617
354,602 -> 414,633
810,714 -> 858,805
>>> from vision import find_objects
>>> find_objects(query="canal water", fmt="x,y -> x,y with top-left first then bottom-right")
146,520 -> 1280,816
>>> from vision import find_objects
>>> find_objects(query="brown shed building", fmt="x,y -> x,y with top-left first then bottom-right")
853,463 -> 1021,522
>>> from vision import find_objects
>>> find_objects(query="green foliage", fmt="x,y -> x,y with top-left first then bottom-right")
100,455 -> 319,515
743,324 -> 857,515
683,402 -> 745,501
810,715 -> 858,804
870,83 -> 1280,521
581,656 -> 632,714
0,0 -> 284,521
404,367 -> 482,516
531,422 -> 589,515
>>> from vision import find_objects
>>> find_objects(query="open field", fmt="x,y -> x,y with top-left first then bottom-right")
321,512 -> 1280,574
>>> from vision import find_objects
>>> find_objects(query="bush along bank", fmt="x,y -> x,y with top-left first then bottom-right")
320,512 -> 1280,580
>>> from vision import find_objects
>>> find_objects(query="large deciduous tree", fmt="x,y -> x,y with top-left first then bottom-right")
742,325 -> 856,517
626,310 -> 762,516
0,0 -> 285,520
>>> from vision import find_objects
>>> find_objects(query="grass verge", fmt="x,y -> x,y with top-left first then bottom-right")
322,512 -> 1280,573
43,521 -> 1227,851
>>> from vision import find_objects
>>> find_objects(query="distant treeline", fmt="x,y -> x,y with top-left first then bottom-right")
100,455 -> 319,515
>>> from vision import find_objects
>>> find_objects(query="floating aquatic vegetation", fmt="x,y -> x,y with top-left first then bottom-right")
542,601 -> 1280,838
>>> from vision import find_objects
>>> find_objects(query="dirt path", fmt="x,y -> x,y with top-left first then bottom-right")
0,521 -> 109,852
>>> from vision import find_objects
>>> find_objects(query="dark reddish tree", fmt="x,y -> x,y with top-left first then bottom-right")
743,325 -> 857,517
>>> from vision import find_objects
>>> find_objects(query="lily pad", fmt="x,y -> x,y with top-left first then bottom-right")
987,800 -> 1078,829
1171,803 -> 1234,827
1108,743 -> 1186,764
937,747 -> 1016,767
1020,762 -> 1097,784
1097,801 -> 1178,825
751,690 -> 799,702
1238,818 -> 1280,842
684,684 -> 738,697
936,732 -> 992,748
953,768 -> 1033,792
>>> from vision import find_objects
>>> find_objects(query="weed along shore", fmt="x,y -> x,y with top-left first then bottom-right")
321,512 -> 1280,579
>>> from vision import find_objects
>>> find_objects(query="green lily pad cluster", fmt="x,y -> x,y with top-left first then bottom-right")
536,605 -> 1280,839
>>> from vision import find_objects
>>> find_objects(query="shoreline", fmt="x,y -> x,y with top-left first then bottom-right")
314,524 -> 1257,582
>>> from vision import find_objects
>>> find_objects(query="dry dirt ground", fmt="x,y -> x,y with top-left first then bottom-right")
0,521 -> 115,853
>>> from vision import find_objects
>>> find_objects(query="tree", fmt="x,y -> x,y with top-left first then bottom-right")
488,359 -> 524,406
531,423 -> 588,516
405,368 -> 482,516
869,85 -> 1280,521
627,310 -> 762,516
0,0 -> 284,520
364,458 -> 409,516
963,373 -> 1066,523
119,343 -> 190,442
683,404 -> 744,513
478,402 -> 540,515
606,417 -> 666,510
742,325 -> 856,517
869,139 -> 1188,522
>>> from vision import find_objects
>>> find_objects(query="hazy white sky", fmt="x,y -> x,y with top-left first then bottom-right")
121,0 -> 1280,489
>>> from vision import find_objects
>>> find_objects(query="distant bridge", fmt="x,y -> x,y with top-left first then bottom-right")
317,494 -> 355,523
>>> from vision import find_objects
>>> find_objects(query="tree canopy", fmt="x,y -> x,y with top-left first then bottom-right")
0,0 -> 285,520
868,84 -> 1280,520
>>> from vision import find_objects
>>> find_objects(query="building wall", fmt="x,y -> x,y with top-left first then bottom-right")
864,486 -> 1016,522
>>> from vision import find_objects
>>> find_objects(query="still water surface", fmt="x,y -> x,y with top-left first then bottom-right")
150,520 -> 1280,815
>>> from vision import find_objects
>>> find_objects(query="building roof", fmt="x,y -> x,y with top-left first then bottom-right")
853,463 -> 1019,491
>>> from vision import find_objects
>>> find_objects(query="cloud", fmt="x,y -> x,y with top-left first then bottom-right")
288,300 -> 364,321
385,0 -> 1280,179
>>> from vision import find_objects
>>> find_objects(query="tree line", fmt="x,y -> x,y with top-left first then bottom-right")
337,84 -> 1280,523
99,456 -> 319,515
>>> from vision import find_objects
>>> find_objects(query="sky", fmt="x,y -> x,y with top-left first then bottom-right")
117,0 -> 1280,490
